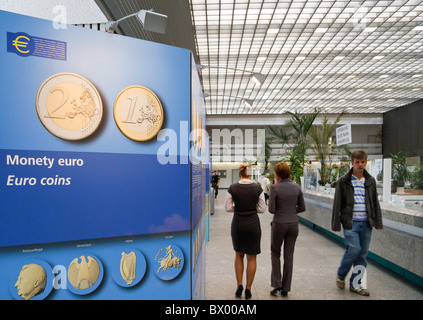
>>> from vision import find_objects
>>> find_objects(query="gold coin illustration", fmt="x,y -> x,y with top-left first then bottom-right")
68,255 -> 100,290
113,85 -> 164,141
35,73 -> 103,140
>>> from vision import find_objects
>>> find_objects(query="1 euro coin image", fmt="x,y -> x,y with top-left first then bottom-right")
35,73 -> 103,140
113,85 -> 164,141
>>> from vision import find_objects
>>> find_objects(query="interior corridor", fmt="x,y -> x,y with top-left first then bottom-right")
205,192 -> 423,300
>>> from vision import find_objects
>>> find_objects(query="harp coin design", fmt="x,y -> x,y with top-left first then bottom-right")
120,251 -> 136,285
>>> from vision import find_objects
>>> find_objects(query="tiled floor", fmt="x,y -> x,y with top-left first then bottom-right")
205,192 -> 423,300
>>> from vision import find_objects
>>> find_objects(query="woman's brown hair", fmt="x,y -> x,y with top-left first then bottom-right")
238,163 -> 252,178
274,162 -> 291,180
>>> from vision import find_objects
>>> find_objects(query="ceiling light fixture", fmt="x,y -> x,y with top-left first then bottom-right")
105,9 -> 168,34
363,27 -> 377,32
197,64 -> 266,87
203,93 -> 253,109
315,27 -> 328,33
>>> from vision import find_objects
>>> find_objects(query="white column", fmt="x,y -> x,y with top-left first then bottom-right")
383,158 -> 392,203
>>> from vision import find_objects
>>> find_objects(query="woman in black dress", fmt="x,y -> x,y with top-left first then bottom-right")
224,163 -> 265,299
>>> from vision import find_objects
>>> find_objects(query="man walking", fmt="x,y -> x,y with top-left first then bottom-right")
212,171 -> 220,198
331,150 -> 383,296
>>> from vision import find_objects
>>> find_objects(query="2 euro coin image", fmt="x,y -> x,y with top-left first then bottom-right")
35,73 -> 103,140
113,85 -> 164,141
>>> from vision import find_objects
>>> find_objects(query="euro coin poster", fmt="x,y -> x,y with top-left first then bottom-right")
0,10 -> 206,300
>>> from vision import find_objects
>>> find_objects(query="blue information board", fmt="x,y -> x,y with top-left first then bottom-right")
0,10 -> 206,300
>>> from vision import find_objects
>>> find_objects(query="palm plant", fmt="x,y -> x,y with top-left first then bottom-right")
308,110 -> 348,186
284,108 -> 320,166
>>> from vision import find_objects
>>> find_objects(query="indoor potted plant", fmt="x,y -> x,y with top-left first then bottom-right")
390,150 -> 410,193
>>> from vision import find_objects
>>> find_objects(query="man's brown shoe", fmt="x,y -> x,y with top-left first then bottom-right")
350,286 -> 370,296
336,276 -> 345,289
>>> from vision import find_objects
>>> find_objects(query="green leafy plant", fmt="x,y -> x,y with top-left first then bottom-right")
390,150 -> 410,188
309,110 -> 349,186
409,165 -> 423,190
281,150 -> 303,184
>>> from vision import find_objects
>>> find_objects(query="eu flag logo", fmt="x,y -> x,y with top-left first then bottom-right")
6,31 -> 66,61
7,32 -> 35,57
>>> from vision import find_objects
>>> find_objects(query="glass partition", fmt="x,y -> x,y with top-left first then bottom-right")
302,156 -> 423,213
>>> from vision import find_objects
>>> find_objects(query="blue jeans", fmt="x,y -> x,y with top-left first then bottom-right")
337,221 -> 372,286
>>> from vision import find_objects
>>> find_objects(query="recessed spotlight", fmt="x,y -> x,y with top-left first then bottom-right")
412,74 -> 422,78
334,56 -> 345,60
267,28 -> 280,34
368,107 -> 375,110
347,75 -> 357,79
363,27 -> 377,32
363,99 -> 370,102
328,89 -> 336,92
413,26 -> 423,31
296,56 -> 306,61
384,88 -> 392,91
379,74 -> 389,78
412,88 -> 422,91
356,89 -> 364,92
315,27 -> 328,33
373,55 -> 384,60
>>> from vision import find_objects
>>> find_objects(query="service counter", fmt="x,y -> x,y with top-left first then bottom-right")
300,190 -> 423,287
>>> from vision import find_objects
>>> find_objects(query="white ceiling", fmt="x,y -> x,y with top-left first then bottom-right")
190,0 -> 423,116
0,0 -> 107,24
3,1 -> 423,118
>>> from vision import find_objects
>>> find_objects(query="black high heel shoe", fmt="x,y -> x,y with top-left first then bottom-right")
270,287 -> 282,296
245,288 -> 252,299
235,285 -> 243,298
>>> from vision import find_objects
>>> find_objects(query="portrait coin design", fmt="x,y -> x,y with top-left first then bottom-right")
113,85 -> 164,141
35,73 -> 103,140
